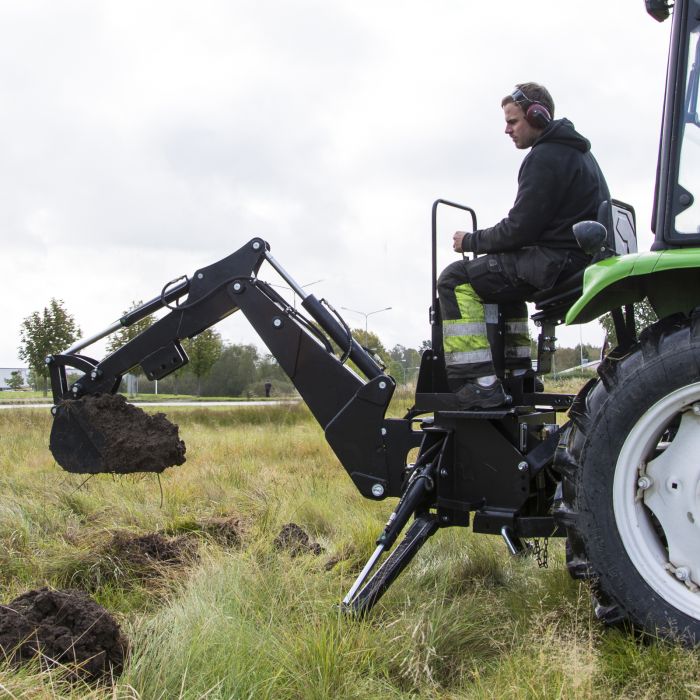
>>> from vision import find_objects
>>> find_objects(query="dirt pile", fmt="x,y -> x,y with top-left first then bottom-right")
108,531 -> 198,571
50,393 -> 186,474
0,588 -> 126,682
274,523 -> 324,556
198,516 -> 245,547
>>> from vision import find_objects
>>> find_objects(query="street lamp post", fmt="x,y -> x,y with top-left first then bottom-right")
340,306 -> 392,334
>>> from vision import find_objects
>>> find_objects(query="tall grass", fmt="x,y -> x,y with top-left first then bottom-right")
0,403 -> 698,698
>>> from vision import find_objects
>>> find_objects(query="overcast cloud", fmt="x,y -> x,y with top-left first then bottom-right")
1,1 -> 670,367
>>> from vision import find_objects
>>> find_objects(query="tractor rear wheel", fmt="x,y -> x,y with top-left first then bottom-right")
556,314 -> 700,643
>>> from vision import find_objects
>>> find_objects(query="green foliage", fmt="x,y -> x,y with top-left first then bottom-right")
387,344 -> 422,385
203,342 -> 259,396
255,352 -> 295,396
182,329 -> 223,396
6,371 -> 24,391
148,342 -> 295,397
18,299 -> 81,396
599,298 -> 658,347
553,343 -> 601,373
351,328 -> 387,357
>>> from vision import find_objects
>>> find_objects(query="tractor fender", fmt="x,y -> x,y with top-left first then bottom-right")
565,248 -> 700,324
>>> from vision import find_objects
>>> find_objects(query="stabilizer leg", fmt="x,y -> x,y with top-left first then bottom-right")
341,431 -> 446,614
344,514 -> 439,615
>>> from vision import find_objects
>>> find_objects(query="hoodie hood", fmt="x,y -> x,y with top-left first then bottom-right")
536,117 -> 590,153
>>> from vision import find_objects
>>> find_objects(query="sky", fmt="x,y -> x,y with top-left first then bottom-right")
1,0 -> 672,368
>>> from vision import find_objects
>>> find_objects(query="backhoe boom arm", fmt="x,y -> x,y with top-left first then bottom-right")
47,238 -> 417,498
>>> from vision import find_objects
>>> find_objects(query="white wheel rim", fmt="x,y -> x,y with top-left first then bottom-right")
613,382 -> 700,620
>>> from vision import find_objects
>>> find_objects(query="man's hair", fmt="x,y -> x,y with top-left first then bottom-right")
502,82 -> 555,119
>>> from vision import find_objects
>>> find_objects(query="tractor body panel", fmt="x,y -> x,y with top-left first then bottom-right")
565,248 -> 700,324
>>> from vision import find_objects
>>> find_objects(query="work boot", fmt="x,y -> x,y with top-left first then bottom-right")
454,379 -> 508,410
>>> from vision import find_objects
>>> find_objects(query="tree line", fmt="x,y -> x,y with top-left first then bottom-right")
16,299 -> 297,397
15,299 -> 430,397
18,298 -> 661,398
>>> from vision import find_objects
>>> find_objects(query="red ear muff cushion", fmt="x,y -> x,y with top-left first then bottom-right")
526,103 -> 551,129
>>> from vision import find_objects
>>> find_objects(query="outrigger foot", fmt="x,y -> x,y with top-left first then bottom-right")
343,514 -> 439,615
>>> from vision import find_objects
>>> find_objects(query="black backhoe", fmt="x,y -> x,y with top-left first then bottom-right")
47,0 -> 700,643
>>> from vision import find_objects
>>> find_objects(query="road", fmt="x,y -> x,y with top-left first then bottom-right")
0,400 -> 296,410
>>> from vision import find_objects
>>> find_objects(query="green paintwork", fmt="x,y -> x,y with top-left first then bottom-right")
565,248 -> 700,324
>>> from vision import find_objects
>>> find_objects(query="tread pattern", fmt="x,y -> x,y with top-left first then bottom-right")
554,313 -> 700,641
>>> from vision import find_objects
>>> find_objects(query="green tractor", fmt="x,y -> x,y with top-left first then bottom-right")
46,0 -> 700,643
549,0 -> 700,640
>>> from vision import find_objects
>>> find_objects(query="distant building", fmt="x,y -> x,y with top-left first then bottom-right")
0,367 -> 29,390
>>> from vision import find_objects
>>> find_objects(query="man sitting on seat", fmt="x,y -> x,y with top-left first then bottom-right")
438,82 -> 610,409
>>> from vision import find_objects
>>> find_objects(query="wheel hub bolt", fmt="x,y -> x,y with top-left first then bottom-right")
637,476 -> 653,490
675,566 -> 691,582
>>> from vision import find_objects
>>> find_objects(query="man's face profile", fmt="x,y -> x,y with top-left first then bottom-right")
503,102 -> 540,149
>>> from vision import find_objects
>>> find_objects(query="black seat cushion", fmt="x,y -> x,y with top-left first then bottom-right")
531,269 -> 584,310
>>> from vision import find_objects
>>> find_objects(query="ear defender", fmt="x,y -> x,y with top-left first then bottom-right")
511,87 -> 552,129
525,103 -> 551,129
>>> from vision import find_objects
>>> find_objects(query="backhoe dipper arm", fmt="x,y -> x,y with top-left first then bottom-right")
48,238 -> 417,498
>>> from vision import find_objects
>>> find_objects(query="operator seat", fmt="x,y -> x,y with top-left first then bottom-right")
414,199 -> 636,409
529,199 -> 637,372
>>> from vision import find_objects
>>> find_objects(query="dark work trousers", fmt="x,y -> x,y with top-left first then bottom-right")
437,253 -> 538,383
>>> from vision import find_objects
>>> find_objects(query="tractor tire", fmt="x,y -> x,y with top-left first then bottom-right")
555,313 -> 700,643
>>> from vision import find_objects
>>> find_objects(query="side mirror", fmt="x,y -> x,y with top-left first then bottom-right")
573,220 -> 608,256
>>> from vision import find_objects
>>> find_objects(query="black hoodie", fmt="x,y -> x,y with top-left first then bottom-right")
464,118 -> 610,255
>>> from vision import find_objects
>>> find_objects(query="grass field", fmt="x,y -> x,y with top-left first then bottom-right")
0,390 -> 698,698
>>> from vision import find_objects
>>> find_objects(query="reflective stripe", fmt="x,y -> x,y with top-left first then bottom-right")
445,348 -> 494,366
505,321 -> 529,334
445,282 -> 492,367
505,312 -> 531,359
484,304 -> 499,324
443,321 -> 488,337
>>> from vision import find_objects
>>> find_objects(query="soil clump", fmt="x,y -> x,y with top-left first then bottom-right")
108,531 -> 198,572
50,393 -> 186,474
198,516 -> 245,547
0,587 -> 126,682
274,523 -> 324,556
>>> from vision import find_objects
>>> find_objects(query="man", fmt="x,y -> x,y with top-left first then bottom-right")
438,82 -> 609,409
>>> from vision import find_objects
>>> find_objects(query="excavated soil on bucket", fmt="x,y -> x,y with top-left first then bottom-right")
65,393 -> 186,473
0,588 -> 127,682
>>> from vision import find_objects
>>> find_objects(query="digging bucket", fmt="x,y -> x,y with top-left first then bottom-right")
49,394 -> 186,474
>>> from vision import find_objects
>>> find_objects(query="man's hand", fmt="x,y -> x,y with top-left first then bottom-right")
454,231 -> 476,253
